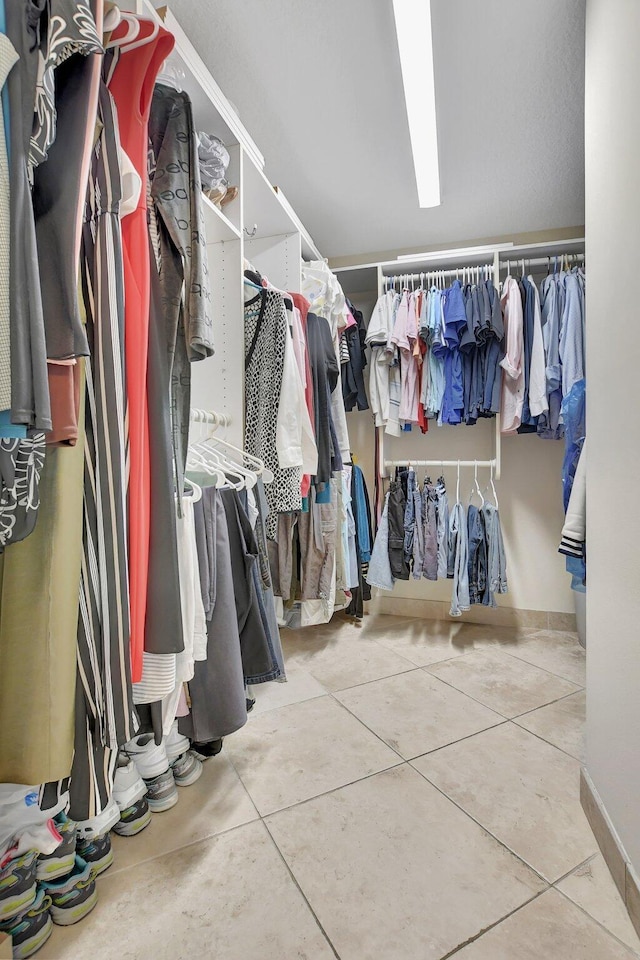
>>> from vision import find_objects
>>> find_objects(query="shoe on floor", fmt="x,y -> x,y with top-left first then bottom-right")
0,888 -> 53,959
75,797 -> 120,841
0,850 -> 38,923
189,738 -> 223,761
41,855 -> 97,926
171,751 -> 203,787
76,831 -> 113,878
164,721 -> 190,765
36,813 -> 76,882
113,753 -> 147,811
112,797 -> 152,837
144,768 -> 178,813
124,733 -> 170,781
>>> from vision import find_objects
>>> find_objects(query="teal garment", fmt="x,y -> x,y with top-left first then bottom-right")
0,410 -> 26,439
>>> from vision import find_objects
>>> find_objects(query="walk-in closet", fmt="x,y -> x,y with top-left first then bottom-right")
0,1 -> 638,958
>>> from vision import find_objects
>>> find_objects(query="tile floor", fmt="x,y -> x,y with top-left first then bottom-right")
38,614 -> 640,960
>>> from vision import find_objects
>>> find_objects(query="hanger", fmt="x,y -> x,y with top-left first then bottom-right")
469,461 -> 485,507
105,12 -> 139,48
107,14 -> 159,52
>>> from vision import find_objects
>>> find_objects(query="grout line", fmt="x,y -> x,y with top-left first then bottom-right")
261,820 -> 342,960
440,888 -> 550,958
409,762 -> 553,886
511,720 -> 584,763
406,719 -> 512,761
260,761 -> 404,819
552,853 -> 598,885
416,667 -> 514,720
554,887 -> 640,957
510,687 -> 585,721
330,663 -> 421,695
497,645 -> 585,686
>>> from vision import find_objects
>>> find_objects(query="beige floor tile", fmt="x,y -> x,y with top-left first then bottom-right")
248,660 -> 327,716
515,690 -> 585,760
425,648 -> 580,717
335,669 -> 504,759
557,854 -> 640,954
38,821 -> 335,960
108,754 -> 258,875
502,629 -> 586,685
281,622 -> 417,692
226,695 -> 400,814
265,765 -> 545,960
452,889 -> 638,959
374,618 -> 482,666
413,723 -> 597,882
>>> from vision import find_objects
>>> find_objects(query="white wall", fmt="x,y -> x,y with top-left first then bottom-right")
348,292 -> 574,617
585,0 -> 640,870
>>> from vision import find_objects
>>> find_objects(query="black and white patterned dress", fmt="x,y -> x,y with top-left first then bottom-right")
245,290 -> 301,538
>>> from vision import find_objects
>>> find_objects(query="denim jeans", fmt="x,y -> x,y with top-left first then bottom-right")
388,480 -> 409,580
366,493 -> 395,591
403,469 -> 417,565
482,502 -> 507,607
467,504 -> 487,604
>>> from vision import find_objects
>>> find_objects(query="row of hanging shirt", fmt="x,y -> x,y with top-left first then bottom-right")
366,266 -> 505,437
500,255 -> 585,439
366,462 -> 507,617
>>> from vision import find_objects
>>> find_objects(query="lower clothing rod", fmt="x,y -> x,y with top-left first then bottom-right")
384,459 -> 496,469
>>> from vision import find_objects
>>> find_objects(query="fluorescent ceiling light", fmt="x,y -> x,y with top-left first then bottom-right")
392,0 -> 440,208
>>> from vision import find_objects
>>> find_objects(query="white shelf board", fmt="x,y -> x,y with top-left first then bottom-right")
201,193 -> 241,243
243,160 -> 301,241
274,187 -> 323,262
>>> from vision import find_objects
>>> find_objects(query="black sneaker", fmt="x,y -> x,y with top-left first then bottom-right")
189,739 -> 223,761
0,850 -> 38,923
0,887 -> 53,959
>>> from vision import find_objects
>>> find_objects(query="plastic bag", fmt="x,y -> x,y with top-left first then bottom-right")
197,132 -> 230,191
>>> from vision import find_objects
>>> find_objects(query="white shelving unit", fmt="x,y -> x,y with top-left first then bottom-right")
135,0 -> 325,446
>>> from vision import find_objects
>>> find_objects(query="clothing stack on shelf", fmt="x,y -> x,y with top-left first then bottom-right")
366,270 -> 504,436
367,466 -> 507,617
500,260 -> 585,437
245,260 -> 373,627
0,5 -> 285,957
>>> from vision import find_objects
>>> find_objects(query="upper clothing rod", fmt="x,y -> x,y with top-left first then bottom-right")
499,253 -> 585,270
383,265 -> 495,283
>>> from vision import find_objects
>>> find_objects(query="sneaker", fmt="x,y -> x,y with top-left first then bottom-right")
76,831 -> 113,878
112,797 -> 152,837
189,738 -> 223,761
164,721 -> 190,765
36,813 -> 76,882
113,753 -> 147,811
0,850 -> 38,923
0,888 -> 53,959
170,751 -> 203,787
124,733 -> 170,780
42,856 -> 97,926
144,768 -> 178,813
75,797 -> 120,841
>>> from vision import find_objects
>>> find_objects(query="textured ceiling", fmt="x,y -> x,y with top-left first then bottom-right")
168,0 -> 586,260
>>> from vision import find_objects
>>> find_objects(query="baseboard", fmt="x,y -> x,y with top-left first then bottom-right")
367,594 -> 576,632
580,767 -> 640,938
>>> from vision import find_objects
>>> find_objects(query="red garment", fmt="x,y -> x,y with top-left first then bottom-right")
417,337 -> 429,434
108,18 -> 175,682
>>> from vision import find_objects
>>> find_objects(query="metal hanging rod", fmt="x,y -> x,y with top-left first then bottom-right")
384,459 -> 497,469
189,408 -> 231,427
499,253 -> 585,271
383,264 -> 495,285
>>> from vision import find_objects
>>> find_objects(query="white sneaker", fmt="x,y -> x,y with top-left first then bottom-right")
163,721 -> 190,765
123,734 -> 169,781
112,754 -> 147,811
75,797 -> 120,839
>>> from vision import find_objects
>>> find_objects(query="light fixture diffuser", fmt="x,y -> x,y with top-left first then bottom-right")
392,0 -> 441,208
